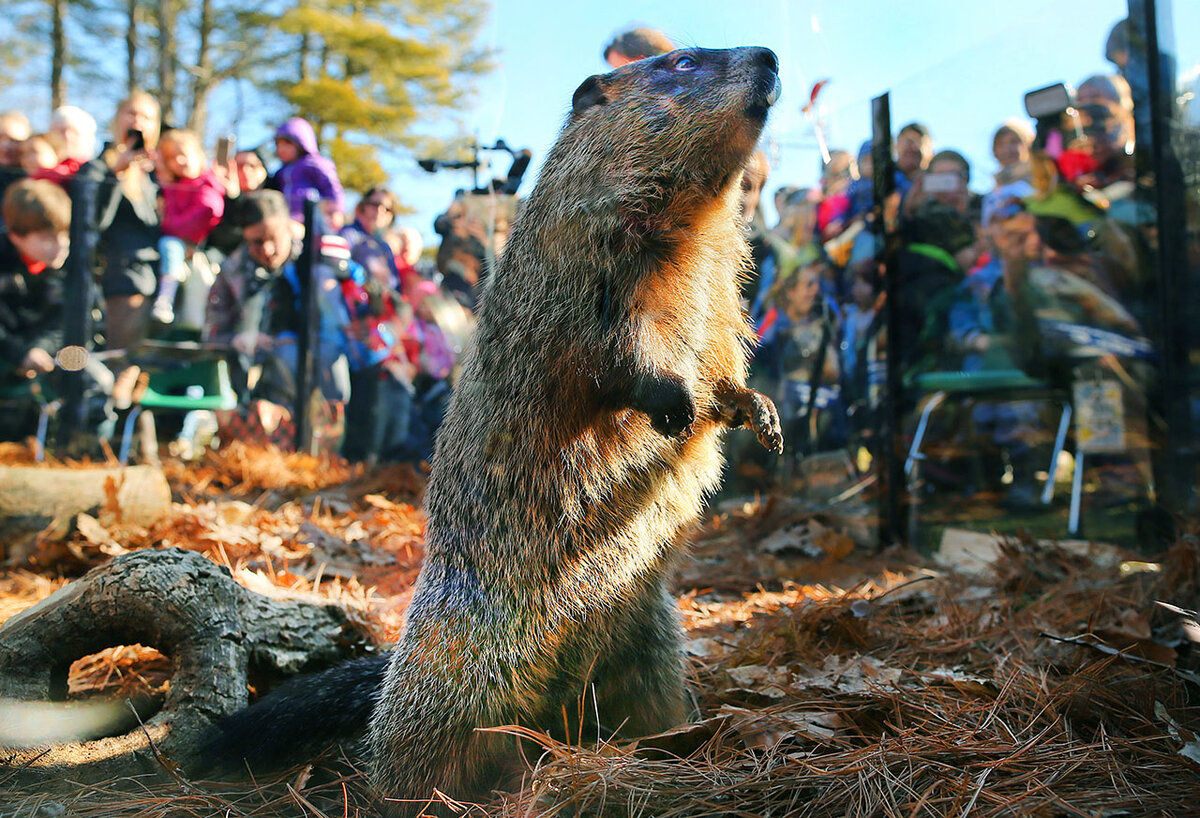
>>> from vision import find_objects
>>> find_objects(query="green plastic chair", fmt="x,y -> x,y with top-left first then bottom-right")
118,357 -> 237,464
903,368 -> 1078,533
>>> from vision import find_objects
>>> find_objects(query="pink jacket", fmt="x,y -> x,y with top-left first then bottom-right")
161,170 -> 225,245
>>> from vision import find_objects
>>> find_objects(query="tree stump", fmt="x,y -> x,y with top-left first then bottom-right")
0,547 -> 372,785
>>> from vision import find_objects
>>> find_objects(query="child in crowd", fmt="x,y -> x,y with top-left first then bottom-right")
20,134 -> 62,178
153,129 -> 225,324
840,262 -> 880,390
404,280 -> 456,463
384,225 -> 426,294
272,117 -> 345,224
756,264 -> 845,458
26,112 -> 90,188
0,179 -> 70,439
375,299 -> 420,462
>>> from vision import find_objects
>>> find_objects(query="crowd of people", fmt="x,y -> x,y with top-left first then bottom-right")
0,95 -> 487,466
736,18 -> 1161,501
0,20 -> 1171,496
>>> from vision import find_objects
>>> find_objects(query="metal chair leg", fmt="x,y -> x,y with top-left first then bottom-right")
1042,401 -> 1072,505
119,405 -> 144,466
1069,449 -> 1085,535
34,400 -> 61,463
905,391 -> 948,478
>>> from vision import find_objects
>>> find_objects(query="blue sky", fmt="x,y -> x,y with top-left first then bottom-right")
8,1 -> 1199,242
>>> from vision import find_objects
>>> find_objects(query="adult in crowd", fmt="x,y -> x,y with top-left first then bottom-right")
49,106 -> 97,165
739,149 -> 772,312
204,189 -> 348,406
894,121 -> 933,196
207,147 -> 270,258
433,192 -> 488,311
341,187 -> 400,291
86,92 -> 162,352
603,27 -> 675,68
204,189 -> 297,397
0,111 -> 32,211
894,200 -> 979,378
904,149 -> 974,219
0,111 -> 31,167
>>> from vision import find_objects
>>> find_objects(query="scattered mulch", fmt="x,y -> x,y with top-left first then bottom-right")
3,440 -> 1200,816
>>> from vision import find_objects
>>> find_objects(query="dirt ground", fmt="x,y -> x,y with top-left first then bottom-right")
2,441 -> 1199,817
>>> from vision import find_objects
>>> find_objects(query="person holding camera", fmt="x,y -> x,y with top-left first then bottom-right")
83,92 -> 162,352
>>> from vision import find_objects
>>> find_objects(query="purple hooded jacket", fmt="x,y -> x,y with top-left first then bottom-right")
274,117 -> 346,221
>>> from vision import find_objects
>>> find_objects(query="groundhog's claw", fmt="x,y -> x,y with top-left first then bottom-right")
755,397 -> 784,454
716,386 -> 784,453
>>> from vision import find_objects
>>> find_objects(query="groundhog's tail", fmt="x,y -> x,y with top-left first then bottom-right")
197,654 -> 388,773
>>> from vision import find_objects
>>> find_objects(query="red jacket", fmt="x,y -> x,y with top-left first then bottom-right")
161,170 -> 225,245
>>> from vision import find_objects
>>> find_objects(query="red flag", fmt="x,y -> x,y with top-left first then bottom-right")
802,79 -> 831,115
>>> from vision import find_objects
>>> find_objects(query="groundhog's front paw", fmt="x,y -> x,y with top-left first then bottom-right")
635,373 -> 696,440
717,387 -> 784,454
750,393 -> 784,454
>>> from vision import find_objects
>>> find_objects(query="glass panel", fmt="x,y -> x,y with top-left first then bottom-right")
871,1 -> 1172,549
721,93 -> 880,537
1155,0 -> 1200,514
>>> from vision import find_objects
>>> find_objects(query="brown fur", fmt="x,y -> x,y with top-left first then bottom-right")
367,46 -> 783,814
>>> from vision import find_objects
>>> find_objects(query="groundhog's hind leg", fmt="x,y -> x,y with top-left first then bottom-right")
589,579 -> 688,739
367,638 -> 518,815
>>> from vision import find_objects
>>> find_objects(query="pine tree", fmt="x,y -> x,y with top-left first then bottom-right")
267,0 -> 492,194
0,0 -> 492,202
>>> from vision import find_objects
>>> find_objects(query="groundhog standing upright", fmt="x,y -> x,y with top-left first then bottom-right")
209,46 -> 783,812
371,44 -> 782,806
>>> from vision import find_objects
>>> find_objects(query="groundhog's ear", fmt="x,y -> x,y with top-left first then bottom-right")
571,75 -> 608,117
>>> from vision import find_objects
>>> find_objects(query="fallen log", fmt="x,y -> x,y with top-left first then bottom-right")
0,464 -> 172,564
0,547 -> 372,786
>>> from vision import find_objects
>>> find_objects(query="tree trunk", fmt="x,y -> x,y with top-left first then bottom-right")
186,0 -> 213,130
49,0 -> 66,109
298,31 -> 309,82
155,0 -> 175,120
0,464 -> 172,564
125,0 -> 137,95
0,548 -> 372,785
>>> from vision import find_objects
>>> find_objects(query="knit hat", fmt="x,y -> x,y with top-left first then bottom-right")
320,233 -> 352,263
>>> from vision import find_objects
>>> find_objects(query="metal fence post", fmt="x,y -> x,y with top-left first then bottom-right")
293,195 -> 320,453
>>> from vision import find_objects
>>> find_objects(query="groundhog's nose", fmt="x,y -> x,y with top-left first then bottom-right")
752,48 -> 779,75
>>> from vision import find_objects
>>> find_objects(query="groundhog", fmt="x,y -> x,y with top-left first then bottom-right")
206,45 -> 782,814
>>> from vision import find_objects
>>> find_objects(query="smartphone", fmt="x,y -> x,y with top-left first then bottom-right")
216,134 -> 235,166
126,129 -> 145,151
923,171 -> 963,194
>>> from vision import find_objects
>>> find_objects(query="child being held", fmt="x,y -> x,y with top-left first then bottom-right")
20,134 -> 64,179
153,129 -> 224,324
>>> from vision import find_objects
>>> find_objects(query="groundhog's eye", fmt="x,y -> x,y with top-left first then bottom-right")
673,54 -> 698,71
